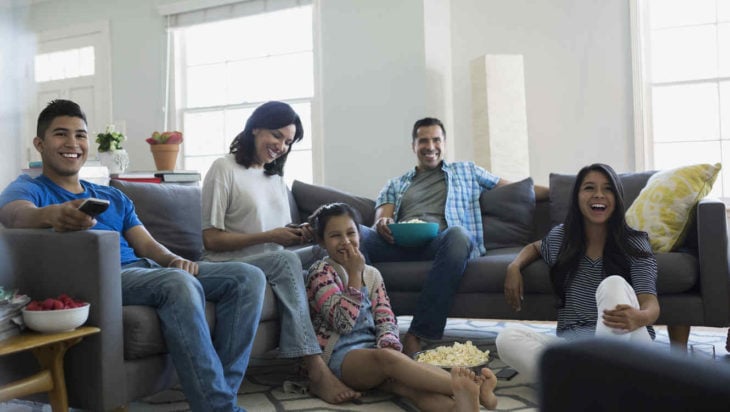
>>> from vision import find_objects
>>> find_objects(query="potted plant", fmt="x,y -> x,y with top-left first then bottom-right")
146,131 -> 183,170
96,125 -> 129,174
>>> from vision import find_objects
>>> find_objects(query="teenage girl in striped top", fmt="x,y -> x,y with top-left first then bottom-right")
496,163 -> 660,381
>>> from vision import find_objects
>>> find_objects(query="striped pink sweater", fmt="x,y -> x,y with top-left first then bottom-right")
306,258 -> 402,363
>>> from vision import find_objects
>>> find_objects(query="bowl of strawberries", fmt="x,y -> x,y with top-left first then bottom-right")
22,294 -> 90,333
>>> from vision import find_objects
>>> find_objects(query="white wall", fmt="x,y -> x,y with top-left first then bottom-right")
0,0 -> 635,197
0,3 -> 29,189
318,0 -> 430,197
9,0 -> 170,179
450,0 -> 634,186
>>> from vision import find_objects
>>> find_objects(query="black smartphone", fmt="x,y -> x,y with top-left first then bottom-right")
78,197 -> 110,217
496,367 -> 518,380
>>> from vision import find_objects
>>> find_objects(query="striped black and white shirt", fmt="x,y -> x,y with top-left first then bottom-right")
541,224 -> 658,339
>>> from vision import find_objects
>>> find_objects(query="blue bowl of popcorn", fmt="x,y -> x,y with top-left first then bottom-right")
388,221 -> 439,247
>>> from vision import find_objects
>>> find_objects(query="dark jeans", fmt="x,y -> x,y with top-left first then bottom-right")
360,225 -> 474,340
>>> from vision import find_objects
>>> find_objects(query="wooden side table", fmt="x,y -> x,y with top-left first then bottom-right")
0,326 -> 100,411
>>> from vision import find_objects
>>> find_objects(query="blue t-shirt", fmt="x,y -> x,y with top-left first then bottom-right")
0,174 -> 143,265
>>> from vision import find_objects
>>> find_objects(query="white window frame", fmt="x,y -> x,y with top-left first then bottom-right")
630,0 -> 653,172
160,0 -> 322,185
26,21 -> 113,162
631,0 -> 729,171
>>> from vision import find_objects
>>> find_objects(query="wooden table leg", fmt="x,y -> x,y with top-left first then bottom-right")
30,336 -> 82,412
0,370 -> 53,401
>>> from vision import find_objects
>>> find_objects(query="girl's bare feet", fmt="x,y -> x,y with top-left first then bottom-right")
305,355 -> 361,404
476,368 -> 498,410
450,367 -> 480,412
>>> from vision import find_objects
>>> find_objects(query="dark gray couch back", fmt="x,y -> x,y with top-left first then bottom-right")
110,180 -> 204,261
548,170 -> 656,227
107,171 -> 662,260
291,180 -> 376,226
109,179 -> 303,262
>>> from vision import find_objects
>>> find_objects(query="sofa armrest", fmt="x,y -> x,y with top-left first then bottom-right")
0,229 -> 126,411
539,339 -> 730,411
694,198 -> 730,325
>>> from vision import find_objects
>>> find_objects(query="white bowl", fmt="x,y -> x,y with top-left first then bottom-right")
413,346 -> 490,374
22,304 -> 90,333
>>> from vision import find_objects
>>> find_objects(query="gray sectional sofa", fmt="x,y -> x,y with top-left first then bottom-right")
291,173 -> 730,327
1,171 -> 728,411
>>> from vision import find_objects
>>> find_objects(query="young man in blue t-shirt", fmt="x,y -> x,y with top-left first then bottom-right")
0,99 -> 266,412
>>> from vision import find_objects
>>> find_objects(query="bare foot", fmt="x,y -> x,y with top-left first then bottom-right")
450,367 -> 479,412
305,356 -> 361,404
402,333 -> 422,357
476,368 -> 498,410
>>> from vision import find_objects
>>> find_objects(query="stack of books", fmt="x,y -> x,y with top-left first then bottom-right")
21,161 -> 43,178
0,290 -> 30,341
111,170 -> 201,184
110,171 -> 162,183
154,170 -> 201,183
22,161 -> 111,185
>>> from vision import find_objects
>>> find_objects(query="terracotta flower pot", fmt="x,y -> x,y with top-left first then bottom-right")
150,144 -> 180,171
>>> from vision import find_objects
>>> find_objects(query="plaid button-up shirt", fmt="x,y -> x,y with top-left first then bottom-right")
375,161 -> 500,257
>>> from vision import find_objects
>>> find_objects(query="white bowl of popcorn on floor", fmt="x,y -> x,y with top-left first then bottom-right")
413,341 -> 490,374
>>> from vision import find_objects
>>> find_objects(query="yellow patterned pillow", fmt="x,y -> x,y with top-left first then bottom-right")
625,163 -> 721,253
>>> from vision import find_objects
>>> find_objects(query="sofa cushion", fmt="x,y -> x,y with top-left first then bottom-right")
291,180 -> 376,226
625,163 -> 721,253
110,180 -> 203,261
549,170 -> 655,227
480,178 -> 535,250
123,303 -> 216,360
122,285 -> 280,360
377,248 -> 698,304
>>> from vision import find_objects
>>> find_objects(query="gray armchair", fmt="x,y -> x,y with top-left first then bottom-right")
0,179 -> 282,411
0,229 -> 128,410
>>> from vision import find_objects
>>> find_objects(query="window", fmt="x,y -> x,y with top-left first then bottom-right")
632,0 -> 730,199
171,4 -> 314,186
35,46 -> 95,82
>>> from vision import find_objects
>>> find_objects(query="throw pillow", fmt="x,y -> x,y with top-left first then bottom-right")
481,177 -> 536,250
625,163 -> 721,253
110,180 -> 203,261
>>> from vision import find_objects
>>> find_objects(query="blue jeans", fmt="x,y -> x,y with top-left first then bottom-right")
237,250 -> 321,358
360,225 -> 474,340
122,259 -> 266,412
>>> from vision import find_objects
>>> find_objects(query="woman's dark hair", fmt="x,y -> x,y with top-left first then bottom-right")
550,163 -> 652,307
308,202 -> 362,241
229,101 -> 304,176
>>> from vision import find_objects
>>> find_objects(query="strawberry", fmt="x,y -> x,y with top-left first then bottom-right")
28,294 -> 87,311
25,301 -> 41,311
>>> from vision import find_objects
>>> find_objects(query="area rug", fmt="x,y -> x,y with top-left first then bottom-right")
2,318 -> 727,412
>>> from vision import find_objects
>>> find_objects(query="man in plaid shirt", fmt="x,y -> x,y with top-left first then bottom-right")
361,117 -> 547,355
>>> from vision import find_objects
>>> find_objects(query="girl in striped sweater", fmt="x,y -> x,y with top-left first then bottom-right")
305,202 -> 497,411
496,163 -> 660,382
